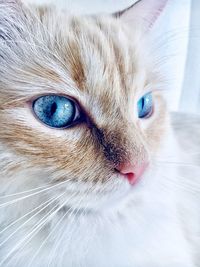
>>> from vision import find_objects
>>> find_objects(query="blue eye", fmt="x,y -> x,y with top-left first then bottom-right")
33,95 -> 79,128
137,92 -> 153,119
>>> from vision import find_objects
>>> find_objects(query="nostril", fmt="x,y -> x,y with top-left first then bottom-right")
126,173 -> 137,185
115,161 -> 148,185
115,168 -> 137,185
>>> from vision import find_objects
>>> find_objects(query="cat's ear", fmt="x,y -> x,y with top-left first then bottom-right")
114,0 -> 168,31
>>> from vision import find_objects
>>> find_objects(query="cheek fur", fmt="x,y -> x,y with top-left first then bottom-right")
0,109 -> 113,184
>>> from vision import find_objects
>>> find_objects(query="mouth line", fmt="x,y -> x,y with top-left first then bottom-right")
58,186 -> 134,217
56,171 -> 149,217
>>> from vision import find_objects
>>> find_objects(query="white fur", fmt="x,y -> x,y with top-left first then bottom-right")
0,1 -> 199,266
0,125 -> 199,267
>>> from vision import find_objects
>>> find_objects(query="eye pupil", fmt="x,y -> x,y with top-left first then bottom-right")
141,98 -> 145,109
50,102 -> 57,116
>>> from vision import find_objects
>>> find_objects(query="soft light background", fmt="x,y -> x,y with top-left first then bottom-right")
24,0 -> 198,114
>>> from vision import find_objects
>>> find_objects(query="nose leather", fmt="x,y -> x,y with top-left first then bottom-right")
116,161 -> 148,185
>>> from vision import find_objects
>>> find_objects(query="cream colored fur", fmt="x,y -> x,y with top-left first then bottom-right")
0,1 -> 199,267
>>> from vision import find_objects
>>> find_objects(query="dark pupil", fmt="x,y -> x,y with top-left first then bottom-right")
50,102 -> 57,115
141,98 -> 145,109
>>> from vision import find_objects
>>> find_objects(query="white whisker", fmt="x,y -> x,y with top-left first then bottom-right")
28,188 -> 89,267
0,183 -> 52,199
0,179 -> 71,207
0,193 -> 63,236
160,174 -> 200,193
0,192 -> 65,250
155,160 -> 200,168
47,186 -> 93,267
0,191 -> 69,267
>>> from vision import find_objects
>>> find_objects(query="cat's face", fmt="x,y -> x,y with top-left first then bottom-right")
0,0 -> 168,211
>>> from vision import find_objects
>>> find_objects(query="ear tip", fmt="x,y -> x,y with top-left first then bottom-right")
112,1 -> 140,18
112,0 -> 169,30
160,0 -> 169,10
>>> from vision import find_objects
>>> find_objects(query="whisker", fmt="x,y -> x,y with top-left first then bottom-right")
154,152 -> 200,160
28,210 -> 68,267
0,193 -> 63,236
28,188 -> 89,267
0,192 -> 65,250
158,172 -> 200,193
0,191 -> 70,267
155,160 -> 200,168
0,179 -> 71,207
0,183 -> 52,199
47,186 -> 93,267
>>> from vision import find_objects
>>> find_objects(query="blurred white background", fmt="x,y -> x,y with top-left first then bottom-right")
24,0 -> 199,114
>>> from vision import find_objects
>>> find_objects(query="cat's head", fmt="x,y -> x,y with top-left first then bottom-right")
0,0 -> 168,211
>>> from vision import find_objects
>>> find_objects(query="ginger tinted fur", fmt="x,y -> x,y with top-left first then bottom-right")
0,1 -> 199,266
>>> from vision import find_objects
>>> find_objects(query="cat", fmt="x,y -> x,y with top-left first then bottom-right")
0,0 -> 199,266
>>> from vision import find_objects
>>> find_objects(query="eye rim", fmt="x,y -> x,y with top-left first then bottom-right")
137,92 -> 154,119
31,94 -> 85,129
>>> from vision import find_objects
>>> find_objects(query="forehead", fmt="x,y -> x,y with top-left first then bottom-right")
48,13 -> 152,118
1,7 -> 154,123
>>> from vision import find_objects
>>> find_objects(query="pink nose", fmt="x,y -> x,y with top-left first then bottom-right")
116,162 -> 148,185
